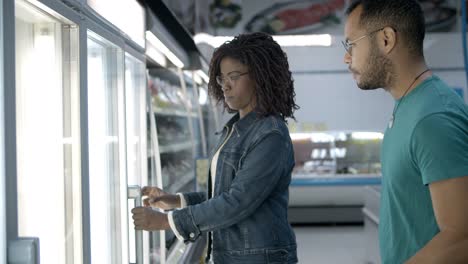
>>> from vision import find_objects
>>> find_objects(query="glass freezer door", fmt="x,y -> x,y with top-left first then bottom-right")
0,0 -> 5,261
124,53 -> 149,264
124,53 -> 146,191
87,31 -> 127,264
15,0 -> 82,263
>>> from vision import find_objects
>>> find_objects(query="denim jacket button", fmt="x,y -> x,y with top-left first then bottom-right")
189,233 -> 195,238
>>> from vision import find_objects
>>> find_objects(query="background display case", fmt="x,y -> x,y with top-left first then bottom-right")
289,131 -> 383,224
292,131 -> 382,176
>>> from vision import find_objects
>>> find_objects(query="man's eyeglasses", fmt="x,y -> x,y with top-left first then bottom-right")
342,27 -> 385,55
216,72 -> 249,86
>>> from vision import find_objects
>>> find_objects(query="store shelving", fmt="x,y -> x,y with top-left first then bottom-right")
167,172 -> 195,194
159,141 -> 193,153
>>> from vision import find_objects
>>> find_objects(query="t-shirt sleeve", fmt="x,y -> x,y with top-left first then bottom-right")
410,112 -> 468,185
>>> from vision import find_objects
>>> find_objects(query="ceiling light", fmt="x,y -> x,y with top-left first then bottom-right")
194,33 -> 332,48
146,31 -> 184,68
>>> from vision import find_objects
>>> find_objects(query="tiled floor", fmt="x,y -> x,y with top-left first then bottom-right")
294,225 -> 367,264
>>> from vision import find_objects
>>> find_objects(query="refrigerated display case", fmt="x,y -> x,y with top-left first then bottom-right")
84,0 -> 150,262
200,85 -> 220,152
15,1 -> 82,263
291,131 -> 382,176
148,70 -> 197,195
87,31 -> 126,264
184,75 -> 205,159
125,52 -> 149,264
86,27 -> 151,264
288,131 -> 382,223
189,79 -> 216,191
6,0 -> 153,263
147,70 -> 195,261
0,0 -> 5,261
142,1 -> 215,261
146,67 -> 211,263
7,0 -> 212,262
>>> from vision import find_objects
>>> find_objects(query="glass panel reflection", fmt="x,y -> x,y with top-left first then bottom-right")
87,31 -> 124,264
0,0 -> 5,260
15,1 -> 81,263
124,53 -> 148,263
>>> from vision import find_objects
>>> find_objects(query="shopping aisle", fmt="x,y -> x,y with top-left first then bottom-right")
294,225 -> 367,264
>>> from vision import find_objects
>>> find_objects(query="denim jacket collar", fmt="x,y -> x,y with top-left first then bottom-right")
217,111 -> 260,136
234,111 -> 260,133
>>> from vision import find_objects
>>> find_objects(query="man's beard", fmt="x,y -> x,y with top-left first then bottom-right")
356,43 -> 394,91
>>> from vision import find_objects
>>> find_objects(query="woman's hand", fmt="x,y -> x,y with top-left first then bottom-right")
141,186 -> 181,210
131,207 -> 170,231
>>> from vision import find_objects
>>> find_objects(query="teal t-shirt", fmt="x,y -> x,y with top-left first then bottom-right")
380,75 -> 468,264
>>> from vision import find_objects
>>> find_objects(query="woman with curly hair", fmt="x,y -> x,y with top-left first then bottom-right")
132,32 -> 299,263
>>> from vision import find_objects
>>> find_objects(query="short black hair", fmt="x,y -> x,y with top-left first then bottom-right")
346,0 -> 425,57
208,32 -> 299,121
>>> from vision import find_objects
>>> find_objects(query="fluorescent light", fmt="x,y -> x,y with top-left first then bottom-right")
185,70 -> 209,85
351,132 -> 384,140
146,31 -> 184,68
290,133 -> 314,141
192,72 -> 203,85
290,132 -> 334,142
194,33 -> 233,48
146,44 -> 167,67
194,32 -> 332,47
183,70 -> 203,85
196,70 -> 209,83
198,87 -> 208,105
274,34 -> 332,47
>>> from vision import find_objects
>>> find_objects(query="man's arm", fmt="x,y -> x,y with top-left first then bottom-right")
406,176 -> 468,264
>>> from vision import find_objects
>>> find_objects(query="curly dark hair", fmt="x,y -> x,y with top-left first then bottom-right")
208,32 -> 299,121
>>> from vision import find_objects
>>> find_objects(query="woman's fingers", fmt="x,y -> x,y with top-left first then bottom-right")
143,197 -> 150,207
150,196 -> 162,203
141,186 -> 153,196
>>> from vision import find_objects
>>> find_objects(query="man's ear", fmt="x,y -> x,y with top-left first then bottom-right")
381,27 -> 397,54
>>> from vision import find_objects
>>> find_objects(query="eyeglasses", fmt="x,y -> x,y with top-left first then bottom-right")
342,27 -> 385,55
216,72 -> 249,87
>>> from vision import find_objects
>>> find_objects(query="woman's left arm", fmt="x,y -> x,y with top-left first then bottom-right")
171,131 -> 292,242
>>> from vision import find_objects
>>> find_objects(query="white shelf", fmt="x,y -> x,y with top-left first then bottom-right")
154,108 -> 187,117
159,141 -> 193,153
168,172 -> 194,194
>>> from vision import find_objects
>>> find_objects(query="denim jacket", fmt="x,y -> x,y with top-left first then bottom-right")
172,111 -> 298,263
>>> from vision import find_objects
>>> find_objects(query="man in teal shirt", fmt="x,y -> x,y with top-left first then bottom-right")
343,0 -> 468,263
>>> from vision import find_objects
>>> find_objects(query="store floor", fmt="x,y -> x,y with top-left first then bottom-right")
293,225 -> 367,264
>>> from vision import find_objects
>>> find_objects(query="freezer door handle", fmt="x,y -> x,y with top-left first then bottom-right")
128,185 -> 143,264
8,237 -> 40,264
